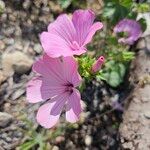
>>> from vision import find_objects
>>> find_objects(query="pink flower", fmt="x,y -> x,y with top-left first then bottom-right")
40,9 -> 103,58
26,54 -> 82,128
114,19 -> 142,45
92,56 -> 105,73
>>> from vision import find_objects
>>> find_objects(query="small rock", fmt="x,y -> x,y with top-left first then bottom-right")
0,112 -> 13,128
13,131 -> 23,138
12,89 -> 25,100
3,38 -> 15,45
23,0 -> 31,9
52,146 -> 59,150
85,135 -> 92,146
110,94 -> 119,102
0,70 -> 6,84
14,41 -> 23,50
141,97 -> 149,102
0,40 -> 5,50
144,110 -> 150,119
55,136 -> 65,144
0,0 -> 5,12
122,141 -> 133,149
33,43 -> 42,54
136,39 -> 145,50
145,36 -> 150,53
5,137 -> 12,143
2,51 -> 33,76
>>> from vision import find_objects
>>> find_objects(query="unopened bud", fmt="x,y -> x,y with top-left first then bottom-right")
92,56 -> 105,73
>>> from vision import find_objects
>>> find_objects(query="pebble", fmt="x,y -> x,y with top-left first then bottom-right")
23,0 -> 31,9
110,94 -> 119,102
0,112 -> 13,128
52,146 -> 59,150
13,131 -> 23,138
145,36 -> 150,53
0,40 -> 5,50
0,70 -> 6,85
0,0 -> 5,11
33,43 -> 42,54
5,137 -> 12,143
144,110 -> 150,119
2,51 -> 33,76
55,136 -> 65,144
136,39 -> 145,50
85,135 -> 92,146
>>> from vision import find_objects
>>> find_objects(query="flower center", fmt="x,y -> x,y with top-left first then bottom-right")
71,41 -> 80,51
65,83 -> 73,94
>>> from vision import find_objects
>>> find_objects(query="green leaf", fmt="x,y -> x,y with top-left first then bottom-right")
97,72 -> 109,81
108,71 -> 121,87
107,36 -> 118,45
0,0 -> 5,15
136,3 -> 150,13
119,0 -> 132,8
103,2 -> 116,18
138,18 -> 147,32
105,60 -> 115,69
102,0 -> 131,25
118,63 -> 126,78
19,140 -> 37,150
58,0 -> 72,9
122,51 -> 135,61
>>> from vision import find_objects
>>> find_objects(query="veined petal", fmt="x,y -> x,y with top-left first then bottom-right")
72,9 -> 95,45
40,32 -> 74,57
26,77 -> 45,103
48,14 -> 76,44
83,22 -> 103,46
36,92 -> 68,128
33,55 -> 82,87
61,57 -> 82,87
26,77 -> 65,103
66,89 -> 82,123
33,54 -> 66,84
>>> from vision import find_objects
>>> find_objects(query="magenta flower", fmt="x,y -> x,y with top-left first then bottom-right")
114,19 -> 142,45
92,56 -> 105,73
26,55 -> 82,128
40,9 -> 103,57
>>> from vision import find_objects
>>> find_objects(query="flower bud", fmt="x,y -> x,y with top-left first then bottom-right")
92,56 -> 105,73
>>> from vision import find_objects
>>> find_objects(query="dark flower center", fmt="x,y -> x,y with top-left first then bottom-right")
65,83 -> 73,94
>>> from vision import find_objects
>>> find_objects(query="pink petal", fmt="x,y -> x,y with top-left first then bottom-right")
48,14 -> 76,44
26,77 -> 45,103
72,9 -> 95,45
33,55 -> 82,87
33,54 -> 65,84
26,77 -> 65,103
92,56 -> 105,73
83,22 -> 103,46
66,89 -> 82,123
114,19 -> 142,45
40,32 -> 73,57
61,57 -> 82,87
36,93 -> 68,128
